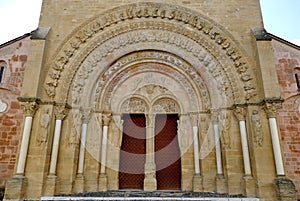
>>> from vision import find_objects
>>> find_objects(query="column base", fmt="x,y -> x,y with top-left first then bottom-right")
193,174 -> 203,192
144,172 -> 157,191
243,176 -> 256,197
275,177 -> 296,201
215,174 -> 227,194
43,175 -> 58,196
73,174 -> 85,194
98,173 -> 107,191
4,175 -> 27,200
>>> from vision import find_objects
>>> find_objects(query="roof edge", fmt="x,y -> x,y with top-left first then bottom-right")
0,32 -> 32,49
268,33 -> 300,51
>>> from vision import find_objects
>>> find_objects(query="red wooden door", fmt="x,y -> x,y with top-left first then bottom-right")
119,114 -> 146,189
155,114 -> 181,190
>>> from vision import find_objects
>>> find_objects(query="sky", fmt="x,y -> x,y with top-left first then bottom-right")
0,0 -> 299,46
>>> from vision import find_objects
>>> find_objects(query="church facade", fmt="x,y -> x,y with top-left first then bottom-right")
1,0 -> 299,200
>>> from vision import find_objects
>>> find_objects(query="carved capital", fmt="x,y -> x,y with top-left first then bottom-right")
80,108 -> 93,124
146,113 -> 155,127
102,112 -> 111,126
211,111 -> 219,124
264,101 -> 282,118
54,104 -> 69,120
233,105 -> 247,121
21,101 -> 39,117
189,113 -> 199,127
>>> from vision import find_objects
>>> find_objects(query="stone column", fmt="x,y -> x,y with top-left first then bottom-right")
144,114 -> 157,191
74,109 -> 92,192
45,104 -> 68,195
234,106 -> 252,175
190,113 -> 202,191
264,101 -> 297,200
98,112 -> 111,191
264,102 -> 285,176
4,100 -> 39,200
212,112 -> 226,193
16,101 -> 39,175
234,106 -> 255,196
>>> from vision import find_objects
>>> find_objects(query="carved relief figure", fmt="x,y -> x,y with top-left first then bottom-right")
39,108 -> 51,144
252,110 -> 263,146
219,111 -> 231,149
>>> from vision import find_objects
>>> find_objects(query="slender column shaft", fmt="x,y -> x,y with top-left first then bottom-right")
193,126 -> 200,175
269,117 -> 285,175
16,117 -> 33,174
49,120 -> 62,175
145,114 -> 155,168
100,125 -> 108,174
239,121 -> 251,175
78,123 -> 88,174
213,124 -> 223,175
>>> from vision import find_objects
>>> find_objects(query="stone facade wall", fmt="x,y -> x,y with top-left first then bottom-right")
2,1 -> 299,201
272,38 -> 300,199
0,36 -> 31,188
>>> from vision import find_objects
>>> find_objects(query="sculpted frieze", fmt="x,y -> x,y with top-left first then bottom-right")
45,3 -> 257,104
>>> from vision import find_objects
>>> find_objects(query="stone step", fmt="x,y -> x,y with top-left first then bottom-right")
41,197 -> 259,201
40,191 -> 260,201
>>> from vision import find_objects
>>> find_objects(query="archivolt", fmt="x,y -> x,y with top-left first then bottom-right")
44,2 -> 257,104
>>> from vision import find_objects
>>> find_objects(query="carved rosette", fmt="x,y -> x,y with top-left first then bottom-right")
264,101 -> 282,118
54,104 -> 69,120
21,101 -> 39,117
102,112 -> 111,126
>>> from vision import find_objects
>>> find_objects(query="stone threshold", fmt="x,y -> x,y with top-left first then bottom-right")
41,197 -> 259,201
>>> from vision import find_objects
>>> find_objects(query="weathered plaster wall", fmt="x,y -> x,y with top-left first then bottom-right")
0,36 -> 31,188
272,38 -> 300,199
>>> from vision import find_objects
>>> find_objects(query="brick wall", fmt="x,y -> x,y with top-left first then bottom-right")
0,36 -> 30,188
272,38 -> 300,198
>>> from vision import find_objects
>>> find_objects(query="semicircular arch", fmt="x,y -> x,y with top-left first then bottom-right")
44,2 -> 257,106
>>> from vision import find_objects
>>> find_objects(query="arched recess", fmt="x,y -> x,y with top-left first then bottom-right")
43,2 -> 258,106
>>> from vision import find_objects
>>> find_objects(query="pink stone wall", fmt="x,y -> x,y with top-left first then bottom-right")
272,39 -> 300,198
0,36 -> 31,188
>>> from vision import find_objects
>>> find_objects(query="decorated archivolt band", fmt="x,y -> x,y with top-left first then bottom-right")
44,3 -> 257,103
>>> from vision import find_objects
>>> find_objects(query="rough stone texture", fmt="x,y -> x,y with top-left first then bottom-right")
0,35 -> 30,189
275,177 -> 297,201
272,37 -> 300,200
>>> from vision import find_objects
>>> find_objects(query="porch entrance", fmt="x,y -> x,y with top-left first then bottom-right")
119,114 -> 181,190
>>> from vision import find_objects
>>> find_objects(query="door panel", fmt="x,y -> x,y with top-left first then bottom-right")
119,114 -> 146,189
155,114 -> 181,190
